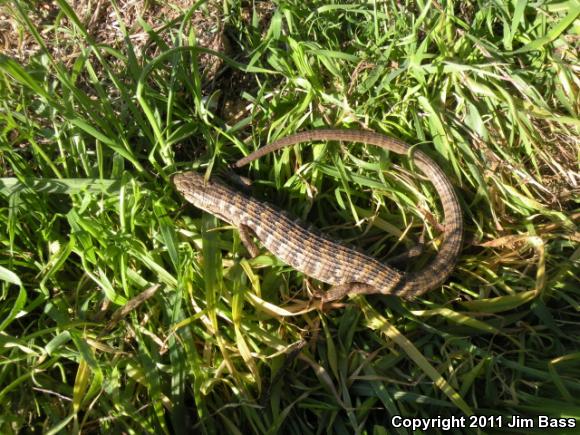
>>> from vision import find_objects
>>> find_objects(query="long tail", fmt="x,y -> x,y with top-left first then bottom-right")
234,129 -> 463,298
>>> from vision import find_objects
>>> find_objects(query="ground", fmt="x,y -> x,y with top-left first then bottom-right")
0,0 -> 579,433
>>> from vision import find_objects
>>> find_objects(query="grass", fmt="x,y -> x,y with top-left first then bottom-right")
1,0 -> 579,433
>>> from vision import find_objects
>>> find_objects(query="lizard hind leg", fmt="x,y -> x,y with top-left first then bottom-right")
385,225 -> 427,267
322,282 -> 377,302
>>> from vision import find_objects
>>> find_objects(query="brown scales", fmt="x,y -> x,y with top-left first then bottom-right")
173,129 -> 463,301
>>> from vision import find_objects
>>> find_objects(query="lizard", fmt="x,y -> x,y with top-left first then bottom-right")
173,129 -> 463,301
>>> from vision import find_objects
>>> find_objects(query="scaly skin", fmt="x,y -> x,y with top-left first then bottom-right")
174,129 -> 462,300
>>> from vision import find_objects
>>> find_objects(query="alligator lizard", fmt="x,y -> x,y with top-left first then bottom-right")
173,129 -> 462,301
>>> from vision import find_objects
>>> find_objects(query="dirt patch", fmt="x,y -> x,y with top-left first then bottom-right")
1,1 -> 227,77
2,1 -> 278,126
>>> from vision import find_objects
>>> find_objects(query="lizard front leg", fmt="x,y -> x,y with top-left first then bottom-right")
238,224 -> 260,258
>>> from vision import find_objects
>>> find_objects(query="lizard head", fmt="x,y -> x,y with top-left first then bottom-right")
172,171 -> 213,208
172,171 -> 238,213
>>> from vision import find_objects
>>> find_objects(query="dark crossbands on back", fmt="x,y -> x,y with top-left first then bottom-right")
173,129 -> 463,301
